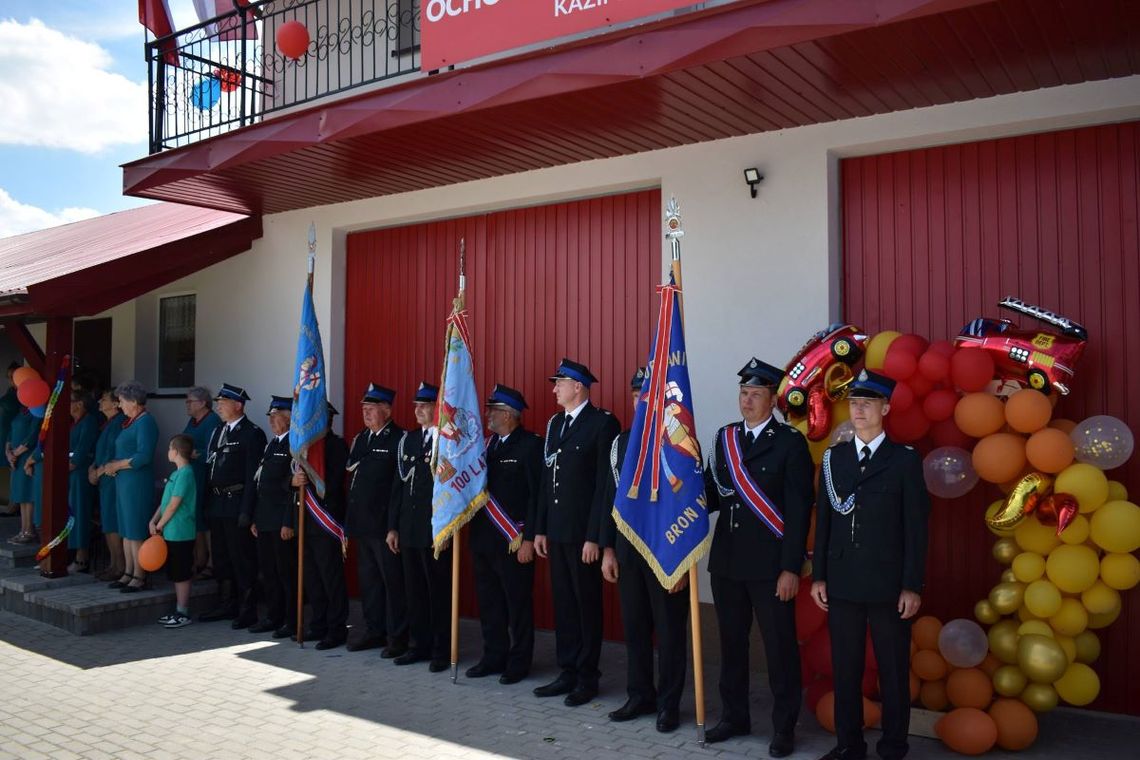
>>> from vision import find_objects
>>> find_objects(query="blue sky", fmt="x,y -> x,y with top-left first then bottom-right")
0,1 -> 203,237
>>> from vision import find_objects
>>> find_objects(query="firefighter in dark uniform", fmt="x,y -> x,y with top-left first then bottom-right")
345,383 -> 407,657
600,367 -> 690,733
533,358 -> 620,707
199,383 -> 268,629
467,384 -> 542,684
387,382 -> 451,672
249,395 -> 299,638
812,369 -> 930,760
703,359 -> 814,756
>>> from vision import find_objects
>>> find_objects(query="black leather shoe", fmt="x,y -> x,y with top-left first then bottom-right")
231,613 -> 258,630
314,637 -> 345,651
499,671 -> 527,685
465,661 -> 504,678
380,642 -> 407,659
429,659 -> 449,673
769,731 -> 795,758
346,634 -> 386,652
533,674 -> 576,698
817,748 -> 867,760
248,620 -> 278,634
393,651 -> 426,666
199,605 -> 238,623
656,708 -> 680,733
272,626 -> 295,639
608,698 -> 656,722
704,720 -> 750,744
300,628 -> 326,642
563,686 -> 597,707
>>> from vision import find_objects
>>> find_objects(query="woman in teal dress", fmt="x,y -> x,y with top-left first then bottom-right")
66,393 -> 100,573
103,382 -> 158,592
0,363 -> 20,515
91,390 -> 126,581
183,386 -> 220,577
6,406 -> 39,544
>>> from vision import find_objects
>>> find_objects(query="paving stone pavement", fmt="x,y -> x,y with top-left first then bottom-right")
0,608 -> 1135,759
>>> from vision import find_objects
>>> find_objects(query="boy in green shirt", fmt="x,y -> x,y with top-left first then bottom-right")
150,434 -> 197,628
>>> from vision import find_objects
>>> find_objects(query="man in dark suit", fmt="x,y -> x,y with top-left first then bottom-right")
533,358 -> 620,707
812,369 -> 930,760
600,368 -> 690,733
250,395 -> 300,638
703,359 -> 814,756
345,383 -> 407,657
467,384 -> 542,684
387,382 -> 451,673
200,383 -> 268,629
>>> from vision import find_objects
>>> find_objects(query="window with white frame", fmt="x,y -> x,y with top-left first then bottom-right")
158,294 -> 196,389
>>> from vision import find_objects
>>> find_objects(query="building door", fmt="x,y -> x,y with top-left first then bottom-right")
74,318 -> 113,393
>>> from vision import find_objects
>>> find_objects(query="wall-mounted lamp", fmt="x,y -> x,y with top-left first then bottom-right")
743,167 -> 764,198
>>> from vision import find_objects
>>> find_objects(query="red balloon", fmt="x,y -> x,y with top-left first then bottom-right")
885,404 -> 930,443
17,378 -> 50,408
930,417 -> 974,450
806,676 -> 835,712
950,348 -> 995,392
804,627 -> 833,677
923,389 -> 959,422
276,20 -> 310,60
882,348 -> 918,381
213,68 -> 242,92
796,577 -> 826,641
889,382 -> 915,412
929,340 -> 957,357
892,333 -> 929,357
918,350 -> 951,382
907,372 -> 934,398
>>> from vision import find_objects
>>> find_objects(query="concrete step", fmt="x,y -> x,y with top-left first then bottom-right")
0,532 -> 39,568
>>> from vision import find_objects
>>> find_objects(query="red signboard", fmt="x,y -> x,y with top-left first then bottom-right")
421,0 -> 705,70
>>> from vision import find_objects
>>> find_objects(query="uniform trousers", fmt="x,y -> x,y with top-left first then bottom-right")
256,530 -> 296,627
472,548 -> 535,674
548,540 -> 603,688
355,534 -> 408,643
209,498 -> 257,617
303,524 -> 348,640
710,573 -> 801,734
828,597 -> 913,760
618,552 -> 689,710
402,545 -> 452,660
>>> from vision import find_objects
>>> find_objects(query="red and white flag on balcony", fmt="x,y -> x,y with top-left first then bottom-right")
138,0 -> 179,64
193,0 -> 259,41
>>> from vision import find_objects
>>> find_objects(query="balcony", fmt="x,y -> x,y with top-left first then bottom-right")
146,0 -> 421,153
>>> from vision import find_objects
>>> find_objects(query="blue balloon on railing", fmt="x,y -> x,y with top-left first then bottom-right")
30,404 -> 46,418
189,77 -> 222,111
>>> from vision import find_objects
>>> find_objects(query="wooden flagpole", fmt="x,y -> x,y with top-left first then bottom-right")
449,239 -> 467,684
295,488 -> 305,647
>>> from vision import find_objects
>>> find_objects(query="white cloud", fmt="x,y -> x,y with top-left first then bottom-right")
0,187 -> 99,238
0,18 -> 147,153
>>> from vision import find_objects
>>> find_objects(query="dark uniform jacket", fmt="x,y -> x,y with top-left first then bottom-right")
345,421 -> 403,539
536,402 -> 620,545
208,415 -> 268,520
813,437 -> 930,603
390,427 -> 435,549
598,431 -> 640,563
703,419 -> 814,581
315,432 -> 349,524
472,427 -> 543,552
254,434 -> 296,531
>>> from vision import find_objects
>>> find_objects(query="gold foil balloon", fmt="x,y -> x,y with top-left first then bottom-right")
988,473 -> 1053,530
986,500 -> 1017,537
975,599 -> 1000,625
989,582 -> 1025,615
1020,683 -> 1059,712
1001,569 -> 1017,583
992,538 -> 1019,565
1016,620 -> 1053,638
992,665 -> 1028,697
988,620 -> 1021,664
1017,634 -> 1068,684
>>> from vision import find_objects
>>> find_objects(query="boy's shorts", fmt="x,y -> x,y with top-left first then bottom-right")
166,539 -> 195,582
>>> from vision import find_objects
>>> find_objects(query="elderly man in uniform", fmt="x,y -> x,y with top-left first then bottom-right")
533,358 -> 620,707
467,384 -> 542,684
199,384 -> 267,629
345,383 -> 407,656
703,358 -> 814,756
249,396 -> 299,637
601,367 -> 690,733
812,370 -> 930,760
387,382 -> 451,672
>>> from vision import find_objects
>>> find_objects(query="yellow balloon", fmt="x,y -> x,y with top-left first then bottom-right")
1017,620 -> 1054,638
1089,500 -> 1140,554
1074,631 -> 1101,664
1020,683 -> 1058,712
974,599 -> 1000,625
1017,634 -> 1068,683
1087,605 -> 1122,630
1054,663 -> 1100,706
1014,516 -> 1061,555
1054,634 -> 1076,663
988,620 -> 1021,664
993,537 -> 1020,565
989,581 -> 1025,615
992,664 -> 1028,697
1018,605 -> 1043,622
1080,581 -> 1121,615
1054,463 -> 1109,514
1099,552 -> 1140,591
1048,598 -> 1089,637
1106,480 -> 1128,502
1023,579 -> 1062,618
986,500 -> 1017,537
1045,544 -> 1100,593
1012,552 -> 1045,582
1058,514 -> 1091,545
864,330 -> 901,371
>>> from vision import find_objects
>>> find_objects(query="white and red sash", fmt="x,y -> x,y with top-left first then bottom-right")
484,436 -> 524,552
721,425 -> 785,538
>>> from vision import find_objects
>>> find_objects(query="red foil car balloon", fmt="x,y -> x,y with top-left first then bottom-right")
779,323 -> 868,440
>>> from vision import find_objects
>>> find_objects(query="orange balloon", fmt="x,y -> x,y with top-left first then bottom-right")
988,698 -> 1039,751
816,691 -> 837,733
979,653 -> 1002,677
920,679 -> 949,710
138,535 -> 168,572
1005,389 -> 1053,433
1025,427 -> 1076,474
863,698 -> 882,728
954,393 -> 1007,438
936,708 -> 999,755
914,650 -> 950,681
947,668 -> 995,709
973,433 -> 1028,484
11,366 -> 38,386
913,615 -> 943,651
1049,418 -> 1077,434
909,672 -> 921,701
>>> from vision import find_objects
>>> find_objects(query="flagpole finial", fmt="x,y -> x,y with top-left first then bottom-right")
665,196 -> 683,263
458,238 -> 466,293
307,223 -> 317,274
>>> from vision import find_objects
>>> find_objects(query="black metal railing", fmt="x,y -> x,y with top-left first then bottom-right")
146,0 -> 421,153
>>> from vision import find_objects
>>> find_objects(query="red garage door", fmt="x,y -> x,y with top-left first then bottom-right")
842,122 -> 1140,714
344,190 -> 661,639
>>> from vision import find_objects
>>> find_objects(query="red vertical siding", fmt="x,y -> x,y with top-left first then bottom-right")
344,191 -> 661,640
842,122 -> 1140,715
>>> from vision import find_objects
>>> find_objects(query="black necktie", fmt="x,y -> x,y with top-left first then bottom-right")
860,444 -> 872,470
744,430 -> 756,449
560,414 -> 572,439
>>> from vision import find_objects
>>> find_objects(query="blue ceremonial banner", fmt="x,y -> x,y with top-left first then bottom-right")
613,272 -> 711,588
289,230 -> 329,500
431,299 -> 489,555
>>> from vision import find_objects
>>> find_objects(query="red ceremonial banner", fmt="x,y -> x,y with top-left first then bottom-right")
420,0 -> 706,70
